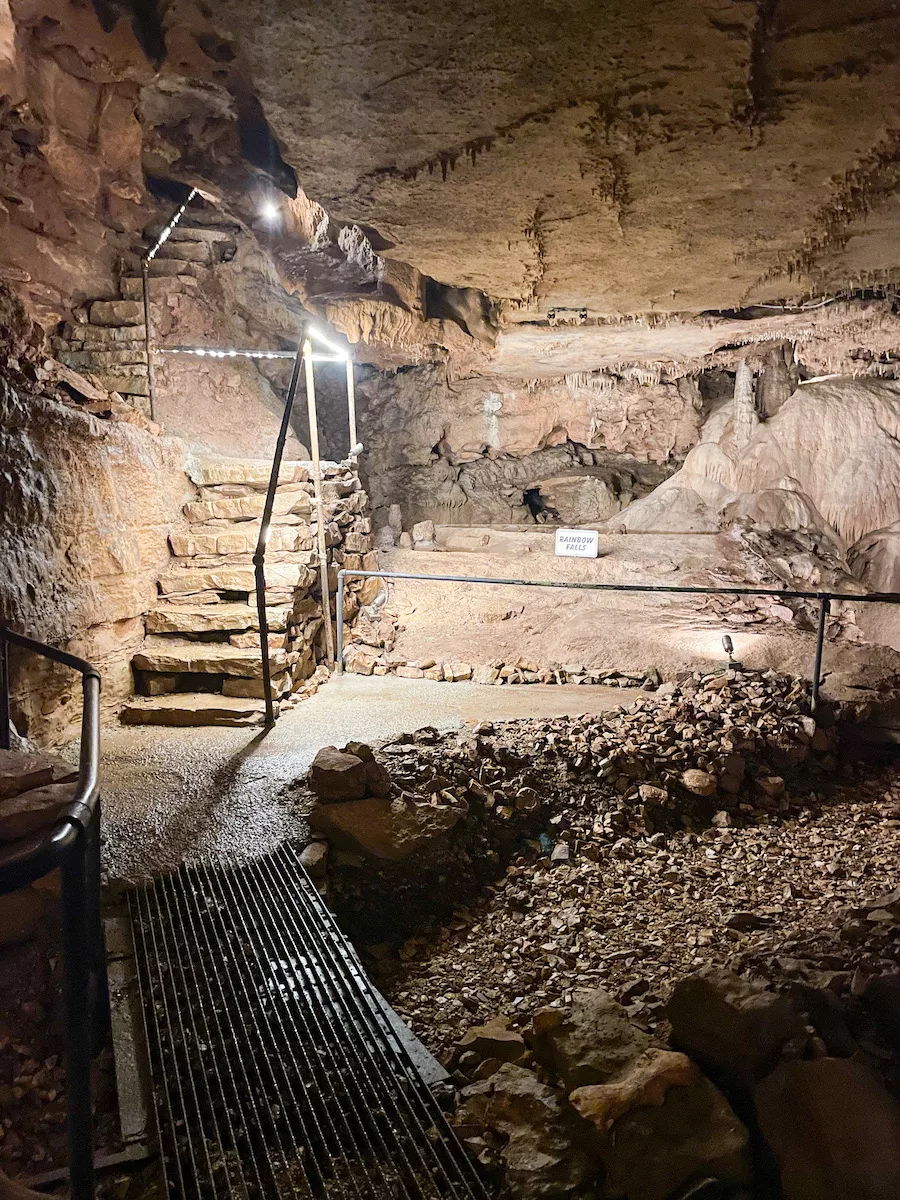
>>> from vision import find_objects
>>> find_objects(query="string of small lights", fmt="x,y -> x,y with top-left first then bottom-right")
154,346 -> 346,363
145,188 -> 200,262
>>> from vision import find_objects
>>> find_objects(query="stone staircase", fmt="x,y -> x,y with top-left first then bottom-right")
120,454 -> 374,727
51,216 -> 237,416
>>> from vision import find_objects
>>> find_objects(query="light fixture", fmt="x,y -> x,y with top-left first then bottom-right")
722,634 -> 734,660
308,325 -> 349,359
259,199 -> 280,222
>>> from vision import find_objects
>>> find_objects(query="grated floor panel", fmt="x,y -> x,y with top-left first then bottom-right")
128,845 -> 488,1200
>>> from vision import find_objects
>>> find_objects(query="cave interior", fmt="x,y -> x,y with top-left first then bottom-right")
2,3 -> 900,1200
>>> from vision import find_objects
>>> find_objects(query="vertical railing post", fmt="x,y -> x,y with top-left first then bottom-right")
61,826 -> 94,1200
0,632 -> 9,750
304,340 -> 337,667
346,358 -> 358,460
336,571 -> 345,673
254,340 -> 306,727
141,259 -> 156,423
811,594 -> 831,716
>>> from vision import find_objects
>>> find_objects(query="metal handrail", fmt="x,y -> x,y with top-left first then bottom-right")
335,569 -> 900,715
0,626 -> 103,1200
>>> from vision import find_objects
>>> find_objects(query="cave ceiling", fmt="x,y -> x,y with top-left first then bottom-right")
5,1 -> 900,376
209,1 -> 900,326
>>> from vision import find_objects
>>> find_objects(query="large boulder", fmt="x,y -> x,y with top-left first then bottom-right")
309,793 -> 465,861
343,742 -> 392,797
667,969 -> 801,1089
453,1063 -> 595,1200
755,1058 -> 900,1200
571,1049 -> 751,1200
307,746 -> 367,801
530,988 -> 650,1091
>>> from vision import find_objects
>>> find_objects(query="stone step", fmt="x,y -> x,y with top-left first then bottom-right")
185,491 -> 311,523
147,258 -> 206,278
169,524 -> 312,557
146,602 -> 292,635
57,348 -> 148,369
133,637 -> 288,677
222,674 -> 292,699
155,239 -> 214,264
120,694 -> 274,727
89,300 -> 144,326
188,456 -> 310,487
120,276 -> 198,300
59,323 -> 146,347
145,221 -> 240,243
90,374 -> 150,397
157,561 -> 317,596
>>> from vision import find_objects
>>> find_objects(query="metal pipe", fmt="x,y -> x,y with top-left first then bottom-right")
140,259 -> 156,423
336,569 -> 899,605
304,339 -> 336,666
811,595 -> 830,716
346,357 -> 358,458
253,342 -> 306,727
61,829 -> 94,1200
336,570 -> 900,695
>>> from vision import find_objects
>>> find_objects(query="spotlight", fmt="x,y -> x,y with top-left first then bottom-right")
722,634 -> 734,660
259,200 -> 280,222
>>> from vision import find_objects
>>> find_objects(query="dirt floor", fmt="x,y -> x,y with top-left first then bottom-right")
377,531 -> 900,694
99,674 -> 640,882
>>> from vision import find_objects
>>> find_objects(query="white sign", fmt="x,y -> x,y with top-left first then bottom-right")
555,528 -> 599,558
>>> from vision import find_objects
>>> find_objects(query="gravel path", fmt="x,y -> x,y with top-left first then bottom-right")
100,674 -> 637,881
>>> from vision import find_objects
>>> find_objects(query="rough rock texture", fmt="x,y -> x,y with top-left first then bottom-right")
308,746 -> 367,802
453,1063 -> 594,1200
572,1052 -> 751,1200
755,1058 -> 900,1200
359,366 -> 688,524
206,1 -> 900,378
615,376 -> 900,548
0,384 -> 192,741
309,792 -> 467,861
530,988 -> 650,1091
667,969 -> 801,1089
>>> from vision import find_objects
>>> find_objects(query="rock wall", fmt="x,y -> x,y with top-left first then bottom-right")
0,381 -> 193,742
359,366 -> 700,525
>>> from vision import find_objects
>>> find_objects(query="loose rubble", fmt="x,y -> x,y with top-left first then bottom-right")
295,666 -> 900,1198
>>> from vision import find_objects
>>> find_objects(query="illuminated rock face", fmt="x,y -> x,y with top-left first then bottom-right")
613,377 -> 900,549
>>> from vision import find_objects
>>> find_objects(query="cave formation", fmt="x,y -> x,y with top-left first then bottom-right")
2,3 -> 900,1199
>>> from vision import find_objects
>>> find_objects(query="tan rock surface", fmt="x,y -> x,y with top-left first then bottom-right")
132,637 -> 287,677
120,695 -> 272,727
146,603 -> 292,635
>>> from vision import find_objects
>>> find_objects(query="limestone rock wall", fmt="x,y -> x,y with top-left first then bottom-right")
358,366 -> 699,525
0,381 -> 193,743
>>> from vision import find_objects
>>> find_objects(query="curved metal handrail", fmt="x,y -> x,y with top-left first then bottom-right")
0,626 -> 101,893
0,625 -> 103,1200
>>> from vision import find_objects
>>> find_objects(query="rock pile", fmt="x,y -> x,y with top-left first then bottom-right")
447,976 -> 900,1200
306,743 -> 467,862
121,455 -> 375,726
294,667 -> 900,1195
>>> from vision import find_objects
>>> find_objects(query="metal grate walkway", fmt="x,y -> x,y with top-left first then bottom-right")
128,845 -> 488,1200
